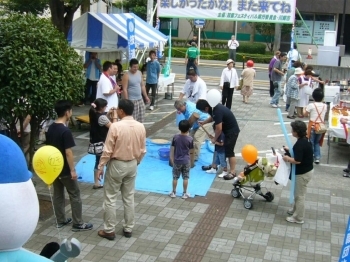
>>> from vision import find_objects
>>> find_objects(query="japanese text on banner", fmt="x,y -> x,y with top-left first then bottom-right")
158,0 -> 296,23
127,18 -> 136,61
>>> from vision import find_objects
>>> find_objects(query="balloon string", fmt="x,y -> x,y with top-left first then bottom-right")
48,185 -> 62,243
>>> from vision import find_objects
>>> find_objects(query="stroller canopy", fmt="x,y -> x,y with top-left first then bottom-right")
67,12 -> 168,52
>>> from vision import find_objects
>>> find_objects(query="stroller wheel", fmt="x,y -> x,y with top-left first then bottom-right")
264,192 -> 274,202
231,188 -> 241,198
243,199 -> 253,209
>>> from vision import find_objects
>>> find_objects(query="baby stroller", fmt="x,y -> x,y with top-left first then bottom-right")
230,158 -> 276,209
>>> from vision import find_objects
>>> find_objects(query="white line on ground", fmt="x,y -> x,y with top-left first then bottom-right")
76,132 -> 90,140
150,111 -> 175,115
267,133 -> 292,138
318,163 -> 346,168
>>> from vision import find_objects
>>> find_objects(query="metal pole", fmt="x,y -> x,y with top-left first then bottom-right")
234,21 -> 238,37
198,27 -> 201,65
340,0 -> 347,45
147,0 -> 154,24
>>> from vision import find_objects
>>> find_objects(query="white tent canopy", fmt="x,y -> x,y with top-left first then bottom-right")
67,12 -> 168,52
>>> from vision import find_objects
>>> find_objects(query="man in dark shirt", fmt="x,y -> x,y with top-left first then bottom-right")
46,100 -> 93,231
196,100 -> 240,179
270,52 -> 287,108
187,35 -> 198,47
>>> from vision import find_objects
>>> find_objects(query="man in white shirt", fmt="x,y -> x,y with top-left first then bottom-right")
287,43 -> 301,64
179,69 -> 207,103
228,35 -> 239,61
96,61 -> 119,112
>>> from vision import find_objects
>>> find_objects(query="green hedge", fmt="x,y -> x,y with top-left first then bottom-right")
165,47 -> 272,63
171,39 -> 266,55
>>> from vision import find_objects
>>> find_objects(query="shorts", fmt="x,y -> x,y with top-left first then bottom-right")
224,132 -> 239,158
172,163 -> 190,180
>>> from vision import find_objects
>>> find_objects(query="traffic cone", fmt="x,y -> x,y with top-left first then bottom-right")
307,47 -> 312,59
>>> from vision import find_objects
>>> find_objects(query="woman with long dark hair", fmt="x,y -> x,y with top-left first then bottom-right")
89,98 -> 117,189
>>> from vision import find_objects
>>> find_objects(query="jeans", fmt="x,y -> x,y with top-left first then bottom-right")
84,79 -> 98,104
53,176 -> 83,225
103,159 -> 137,233
215,151 -> 227,168
186,59 -> 200,77
309,128 -> 322,160
269,75 -> 274,97
270,81 -> 281,105
146,83 -> 157,106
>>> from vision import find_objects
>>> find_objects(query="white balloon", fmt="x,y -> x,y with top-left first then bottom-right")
206,89 -> 221,107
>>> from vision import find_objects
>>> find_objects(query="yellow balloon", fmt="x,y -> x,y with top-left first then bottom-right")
32,146 -> 64,185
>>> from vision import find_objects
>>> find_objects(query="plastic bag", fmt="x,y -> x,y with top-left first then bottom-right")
274,153 -> 290,186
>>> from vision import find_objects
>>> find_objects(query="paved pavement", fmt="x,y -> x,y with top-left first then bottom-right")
26,78 -> 349,262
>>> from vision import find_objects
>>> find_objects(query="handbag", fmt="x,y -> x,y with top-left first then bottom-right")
237,78 -> 243,90
88,142 -> 104,155
274,153 -> 290,186
313,103 -> 327,134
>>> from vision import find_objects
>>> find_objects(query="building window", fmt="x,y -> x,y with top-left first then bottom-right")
295,13 -> 336,45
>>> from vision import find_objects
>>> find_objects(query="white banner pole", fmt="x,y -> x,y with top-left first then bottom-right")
198,27 -> 201,65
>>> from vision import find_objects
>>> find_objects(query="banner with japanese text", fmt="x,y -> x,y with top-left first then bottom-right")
157,0 -> 296,24
127,18 -> 136,61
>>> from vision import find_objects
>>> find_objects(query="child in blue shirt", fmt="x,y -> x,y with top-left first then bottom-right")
169,120 -> 194,199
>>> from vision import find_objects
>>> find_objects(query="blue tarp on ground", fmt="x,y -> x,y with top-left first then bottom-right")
76,139 -> 215,197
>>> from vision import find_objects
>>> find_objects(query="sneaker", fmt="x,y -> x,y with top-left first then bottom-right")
56,218 -> 72,228
202,165 -> 212,171
276,104 -> 281,107
169,191 -> 176,198
286,216 -> 304,224
218,171 -> 228,178
343,168 -> 350,173
343,173 -> 350,178
287,209 -> 294,216
123,230 -> 132,238
271,104 -> 278,108
287,116 -> 296,119
206,168 -> 217,174
72,222 -> 93,231
182,193 -> 190,199
314,159 -> 320,164
149,106 -> 154,111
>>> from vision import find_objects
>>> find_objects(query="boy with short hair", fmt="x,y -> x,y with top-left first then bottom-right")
206,127 -> 227,178
169,120 -> 194,199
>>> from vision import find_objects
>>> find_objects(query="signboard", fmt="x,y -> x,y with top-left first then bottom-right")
157,0 -> 296,24
339,216 -> 350,262
314,21 -> 335,45
127,18 -> 136,61
295,19 -> 313,44
194,19 -> 205,28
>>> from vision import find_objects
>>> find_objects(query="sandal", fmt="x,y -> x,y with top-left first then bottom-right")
223,173 -> 236,180
92,185 -> 103,189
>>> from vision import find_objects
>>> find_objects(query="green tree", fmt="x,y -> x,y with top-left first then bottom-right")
250,22 -> 293,51
0,12 -> 84,168
113,0 -> 149,20
0,0 -> 49,15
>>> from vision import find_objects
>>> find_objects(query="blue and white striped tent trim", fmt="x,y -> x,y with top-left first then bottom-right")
67,12 -> 168,52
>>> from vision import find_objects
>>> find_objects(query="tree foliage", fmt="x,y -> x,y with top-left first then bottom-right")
0,13 -> 84,165
0,0 -> 49,15
113,0 -> 149,20
250,22 -> 293,51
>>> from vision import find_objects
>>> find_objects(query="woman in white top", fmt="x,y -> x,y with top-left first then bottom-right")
219,59 -> 239,109
304,88 -> 327,164
296,69 -> 313,118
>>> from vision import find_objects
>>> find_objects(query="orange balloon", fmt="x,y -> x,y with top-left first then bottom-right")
241,144 -> 258,164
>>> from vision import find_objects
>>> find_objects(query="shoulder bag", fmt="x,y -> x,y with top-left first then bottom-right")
313,104 -> 327,134
304,79 -> 313,96
88,142 -> 104,155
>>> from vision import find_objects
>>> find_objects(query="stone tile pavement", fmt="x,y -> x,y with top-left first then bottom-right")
25,81 -> 349,261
